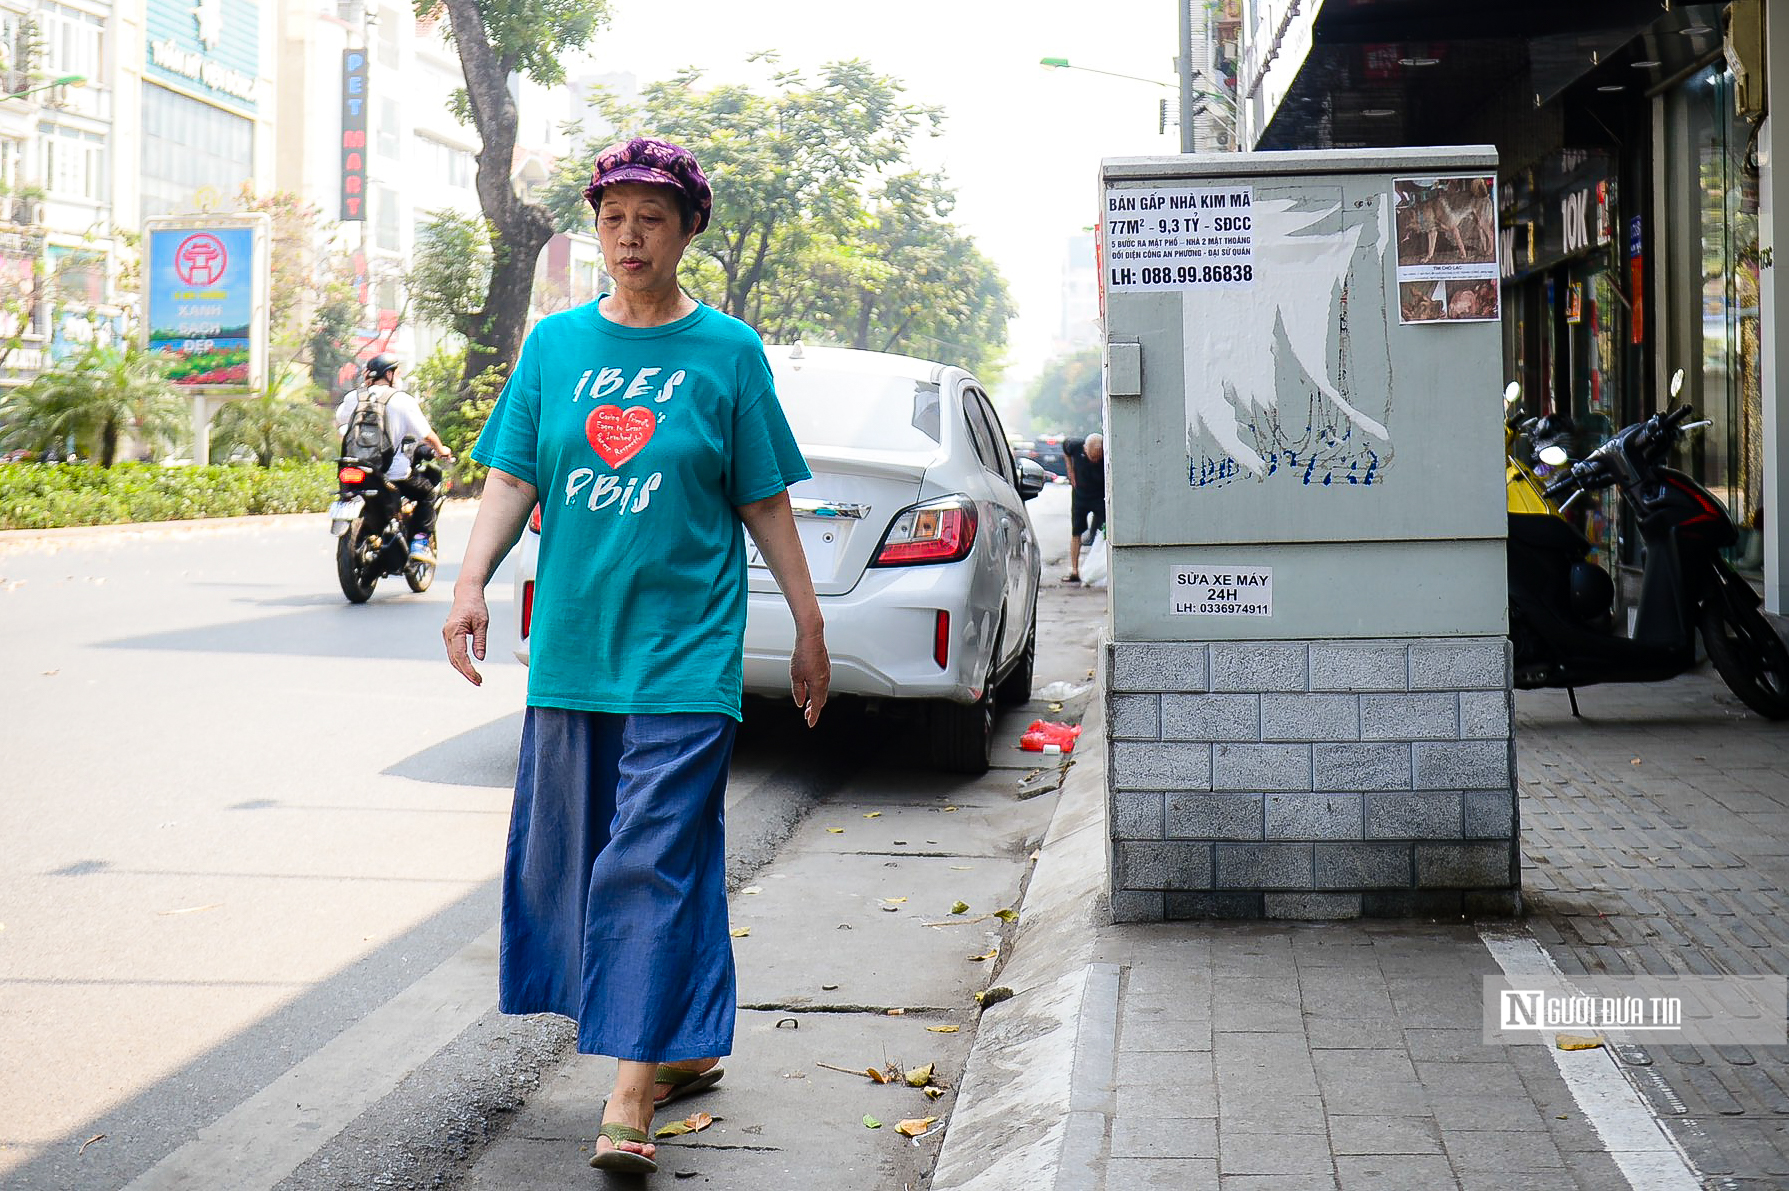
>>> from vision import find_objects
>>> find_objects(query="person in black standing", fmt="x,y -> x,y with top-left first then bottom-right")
1063,432 -> 1105,583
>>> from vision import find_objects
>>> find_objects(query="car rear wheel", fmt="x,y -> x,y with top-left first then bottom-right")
931,675 -> 995,775
995,623 -> 1036,707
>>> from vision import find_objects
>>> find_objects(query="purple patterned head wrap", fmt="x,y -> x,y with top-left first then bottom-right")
583,137 -> 713,234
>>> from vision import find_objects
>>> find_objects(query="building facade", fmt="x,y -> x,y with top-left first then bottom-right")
0,0 -> 594,402
1239,0 -> 1789,614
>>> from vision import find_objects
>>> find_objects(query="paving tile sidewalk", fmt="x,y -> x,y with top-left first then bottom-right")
937,663 -> 1788,1191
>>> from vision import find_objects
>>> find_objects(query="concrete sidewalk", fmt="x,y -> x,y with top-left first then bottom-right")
934,664 -> 1789,1191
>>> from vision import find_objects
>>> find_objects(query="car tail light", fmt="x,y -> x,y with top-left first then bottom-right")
338,465 -> 369,484
933,610 -> 949,668
873,497 -> 976,566
520,580 -> 535,640
528,504 -> 542,534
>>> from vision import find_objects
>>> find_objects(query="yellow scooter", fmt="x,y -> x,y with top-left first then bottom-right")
1504,381 -> 1572,517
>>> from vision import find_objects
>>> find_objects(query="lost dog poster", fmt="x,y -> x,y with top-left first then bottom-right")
1393,175 -> 1499,324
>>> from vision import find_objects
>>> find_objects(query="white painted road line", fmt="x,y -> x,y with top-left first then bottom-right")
123,928 -> 498,1191
1479,927 -> 1702,1191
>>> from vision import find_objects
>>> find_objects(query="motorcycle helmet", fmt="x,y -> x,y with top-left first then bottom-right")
1567,559 -> 1615,626
365,353 -> 400,382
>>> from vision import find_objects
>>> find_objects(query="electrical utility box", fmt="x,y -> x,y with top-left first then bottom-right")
1097,146 -> 1517,921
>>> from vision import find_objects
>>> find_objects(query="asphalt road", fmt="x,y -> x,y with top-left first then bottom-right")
0,480 -> 1096,1191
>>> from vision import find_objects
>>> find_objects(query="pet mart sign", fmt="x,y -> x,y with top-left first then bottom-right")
1171,566 -> 1273,616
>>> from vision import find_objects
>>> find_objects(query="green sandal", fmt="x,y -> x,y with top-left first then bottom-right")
590,1121 -> 657,1173
654,1063 -> 724,1107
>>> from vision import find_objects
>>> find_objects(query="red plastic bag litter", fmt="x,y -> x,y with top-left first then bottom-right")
1020,720 -> 1082,753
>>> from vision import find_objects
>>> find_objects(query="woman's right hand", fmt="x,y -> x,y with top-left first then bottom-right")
443,588 -> 491,686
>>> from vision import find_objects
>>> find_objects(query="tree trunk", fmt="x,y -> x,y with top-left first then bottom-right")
100,417 -> 118,467
440,0 -> 557,395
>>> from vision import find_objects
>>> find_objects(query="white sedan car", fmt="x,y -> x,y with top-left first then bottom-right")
512,344 -> 1046,773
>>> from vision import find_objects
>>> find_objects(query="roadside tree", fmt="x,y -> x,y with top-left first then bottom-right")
545,59 -> 1009,373
422,0 -> 609,394
1026,349 -> 1103,435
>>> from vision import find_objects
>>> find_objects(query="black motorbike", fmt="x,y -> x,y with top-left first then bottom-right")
329,441 -> 444,603
1510,376 -> 1789,720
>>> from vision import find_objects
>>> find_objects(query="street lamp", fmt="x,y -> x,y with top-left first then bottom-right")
1040,57 -> 1235,152
1040,57 -> 1174,90
5,74 -> 86,100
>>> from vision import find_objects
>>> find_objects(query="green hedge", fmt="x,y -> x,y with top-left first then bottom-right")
0,461 -> 337,530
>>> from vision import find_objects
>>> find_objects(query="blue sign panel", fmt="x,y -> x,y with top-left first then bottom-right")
145,0 -> 260,115
146,225 -> 257,387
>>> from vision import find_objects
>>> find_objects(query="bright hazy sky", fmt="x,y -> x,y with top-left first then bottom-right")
575,0 -> 1182,398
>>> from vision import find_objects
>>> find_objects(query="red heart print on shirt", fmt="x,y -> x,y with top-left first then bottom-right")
585,404 -> 656,468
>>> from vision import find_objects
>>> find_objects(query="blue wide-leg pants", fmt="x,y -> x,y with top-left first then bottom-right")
498,707 -> 737,1062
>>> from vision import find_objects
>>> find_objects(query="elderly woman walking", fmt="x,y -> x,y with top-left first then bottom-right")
442,137 -> 830,1175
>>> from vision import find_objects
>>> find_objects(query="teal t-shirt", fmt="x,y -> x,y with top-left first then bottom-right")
472,299 -> 809,719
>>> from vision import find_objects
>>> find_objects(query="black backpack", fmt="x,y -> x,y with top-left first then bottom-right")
343,388 -> 395,468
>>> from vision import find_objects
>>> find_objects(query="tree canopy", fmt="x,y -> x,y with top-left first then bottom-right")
1025,348 -> 1103,436
546,60 -> 1014,379
422,0 -> 610,396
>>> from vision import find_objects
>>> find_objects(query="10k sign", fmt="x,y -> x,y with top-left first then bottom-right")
1172,566 -> 1273,616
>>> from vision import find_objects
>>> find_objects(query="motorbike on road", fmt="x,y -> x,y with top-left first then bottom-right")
1508,370 -> 1789,719
328,440 -> 444,603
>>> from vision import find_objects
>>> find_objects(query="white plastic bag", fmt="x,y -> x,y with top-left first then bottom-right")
1081,534 -> 1109,588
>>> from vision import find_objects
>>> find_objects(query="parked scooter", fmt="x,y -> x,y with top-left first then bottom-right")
328,439 -> 444,603
1509,371 -> 1789,719
1504,382 -> 1574,519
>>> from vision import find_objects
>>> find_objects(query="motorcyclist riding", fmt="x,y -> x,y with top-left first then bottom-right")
333,353 -> 453,563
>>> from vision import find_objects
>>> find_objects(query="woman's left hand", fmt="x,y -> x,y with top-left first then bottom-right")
737,491 -> 831,727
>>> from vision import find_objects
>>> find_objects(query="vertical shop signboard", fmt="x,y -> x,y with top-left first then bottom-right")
342,49 -> 368,221
143,215 -> 269,396
1629,216 -> 1645,345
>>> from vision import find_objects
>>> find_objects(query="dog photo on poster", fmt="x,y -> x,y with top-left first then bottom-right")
1392,175 -> 1499,324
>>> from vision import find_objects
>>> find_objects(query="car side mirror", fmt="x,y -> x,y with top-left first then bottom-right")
1016,457 -> 1049,500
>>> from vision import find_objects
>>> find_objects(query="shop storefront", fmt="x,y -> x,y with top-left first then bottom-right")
1660,61 -> 1765,572
1501,150 -> 1626,569
1240,0 -> 1777,593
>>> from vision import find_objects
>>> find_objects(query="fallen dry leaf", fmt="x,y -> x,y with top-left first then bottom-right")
742,886 -> 762,895
729,927 -> 751,938
884,897 -> 907,904
993,908 -> 1019,923
866,1066 -> 889,1084
1555,1033 -> 1605,1051
654,1112 -> 714,1138
976,986 -> 1014,1008
904,1063 -> 935,1088
924,1086 -> 944,1100
949,901 -> 970,915
942,806 -> 958,813
863,812 -> 882,819
927,1025 -> 959,1033
827,827 -> 845,834
863,1115 -> 882,1129
895,1116 -> 938,1138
